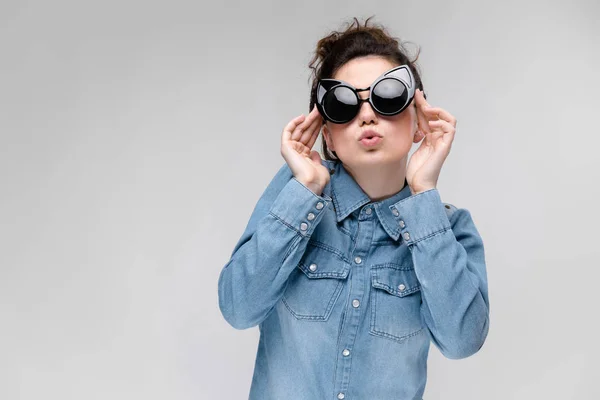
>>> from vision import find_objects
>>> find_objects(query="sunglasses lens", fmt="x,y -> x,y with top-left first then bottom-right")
323,86 -> 359,123
372,78 -> 408,114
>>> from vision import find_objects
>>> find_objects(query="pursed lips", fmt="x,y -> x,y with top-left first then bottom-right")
358,130 -> 383,141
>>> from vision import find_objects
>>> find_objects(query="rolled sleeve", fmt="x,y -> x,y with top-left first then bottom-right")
390,188 -> 451,245
269,177 -> 332,237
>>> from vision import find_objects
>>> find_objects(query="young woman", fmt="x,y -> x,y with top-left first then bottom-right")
218,17 -> 490,400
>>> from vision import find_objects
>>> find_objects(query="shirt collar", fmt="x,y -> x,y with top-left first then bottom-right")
327,160 -> 412,241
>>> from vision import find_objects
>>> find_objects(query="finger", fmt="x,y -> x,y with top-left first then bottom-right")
428,119 -> 453,133
291,106 -> 321,141
306,122 -> 322,150
424,117 -> 448,144
300,113 -> 322,144
283,114 -> 306,142
415,92 -> 431,135
421,107 -> 456,126
428,120 -> 455,148
415,88 -> 431,109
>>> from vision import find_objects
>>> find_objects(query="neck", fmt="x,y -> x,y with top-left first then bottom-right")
343,158 -> 408,202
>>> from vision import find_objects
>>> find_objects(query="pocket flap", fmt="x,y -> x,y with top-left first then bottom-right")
298,243 -> 350,279
371,264 -> 421,297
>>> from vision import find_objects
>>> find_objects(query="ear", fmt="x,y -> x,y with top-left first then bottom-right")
322,123 -> 335,151
413,120 -> 424,144
413,130 -> 424,144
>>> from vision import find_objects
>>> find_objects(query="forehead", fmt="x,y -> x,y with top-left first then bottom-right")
332,56 -> 398,88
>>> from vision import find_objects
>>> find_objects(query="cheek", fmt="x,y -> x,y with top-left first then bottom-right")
327,124 -> 352,145
387,113 -> 415,134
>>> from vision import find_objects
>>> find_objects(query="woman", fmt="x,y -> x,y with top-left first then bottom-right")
218,17 -> 489,400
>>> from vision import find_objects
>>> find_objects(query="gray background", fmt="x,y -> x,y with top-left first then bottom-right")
1,0 -> 599,399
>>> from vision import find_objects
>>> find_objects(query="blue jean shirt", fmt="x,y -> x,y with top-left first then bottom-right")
218,159 -> 490,400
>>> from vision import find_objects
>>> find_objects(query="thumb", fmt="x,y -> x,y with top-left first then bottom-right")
309,150 -> 323,165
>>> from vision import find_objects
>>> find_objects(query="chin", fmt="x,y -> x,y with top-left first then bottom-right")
343,150 -> 391,168
364,150 -> 409,166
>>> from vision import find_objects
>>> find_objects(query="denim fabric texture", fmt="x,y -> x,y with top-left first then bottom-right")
218,159 -> 490,400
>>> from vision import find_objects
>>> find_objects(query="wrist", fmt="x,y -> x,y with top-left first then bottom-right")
409,185 -> 436,196
295,178 -> 325,196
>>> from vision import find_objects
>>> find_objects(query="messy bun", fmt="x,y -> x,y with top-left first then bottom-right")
308,16 -> 425,161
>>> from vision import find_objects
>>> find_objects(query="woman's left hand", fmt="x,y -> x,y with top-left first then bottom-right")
406,88 -> 457,195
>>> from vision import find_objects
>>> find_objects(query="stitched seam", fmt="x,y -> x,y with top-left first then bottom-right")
370,289 -> 424,341
371,263 -> 415,271
331,182 -> 370,221
370,270 -> 424,342
394,187 -> 437,204
281,280 -> 343,321
377,204 -> 399,240
299,267 -> 348,279
409,226 -> 451,245
337,224 -> 352,238
307,240 -> 347,261
369,327 -> 425,342
268,211 -> 307,236
372,282 -> 421,296
294,177 -> 332,202
282,297 -> 327,320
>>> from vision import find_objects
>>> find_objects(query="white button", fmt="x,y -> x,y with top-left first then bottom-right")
399,220 -> 405,228
365,207 -> 372,215
354,256 -> 362,264
403,232 -> 410,240
392,208 -> 399,216
316,202 -> 324,210
398,283 -> 406,291
352,299 -> 360,308
307,212 -> 315,221
342,349 -> 350,356
309,263 -> 317,272
337,393 -> 345,399
300,222 -> 308,231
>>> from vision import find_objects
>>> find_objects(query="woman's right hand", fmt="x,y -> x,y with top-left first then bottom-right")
280,105 -> 330,196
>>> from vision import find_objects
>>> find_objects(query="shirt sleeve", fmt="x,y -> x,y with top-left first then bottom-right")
391,188 -> 490,359
217,162 -> 333,329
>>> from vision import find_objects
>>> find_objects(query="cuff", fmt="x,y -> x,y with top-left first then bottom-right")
389,188 -> 451,245
269,177 -> 332,237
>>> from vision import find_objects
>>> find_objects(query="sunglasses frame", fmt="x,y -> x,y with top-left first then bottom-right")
315,64 -> 419,124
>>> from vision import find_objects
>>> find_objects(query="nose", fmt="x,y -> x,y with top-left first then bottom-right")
356,95 -> 377,126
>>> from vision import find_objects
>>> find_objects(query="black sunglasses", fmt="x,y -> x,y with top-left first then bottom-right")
315,64 -> 421,124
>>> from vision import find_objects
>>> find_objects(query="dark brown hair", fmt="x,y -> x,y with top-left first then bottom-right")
308,16 -> 426,160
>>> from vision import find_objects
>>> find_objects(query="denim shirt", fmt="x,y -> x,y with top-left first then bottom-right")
218,159 -> 490,400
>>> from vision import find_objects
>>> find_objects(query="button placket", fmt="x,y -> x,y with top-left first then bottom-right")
391,206 -> 411,242
300,200 -> 327,232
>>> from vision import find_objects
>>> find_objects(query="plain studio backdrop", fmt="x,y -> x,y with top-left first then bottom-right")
1,0 -> 599,399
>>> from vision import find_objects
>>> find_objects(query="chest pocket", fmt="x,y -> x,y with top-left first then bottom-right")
282,243 -> 350,321
369,264 -> 424,342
